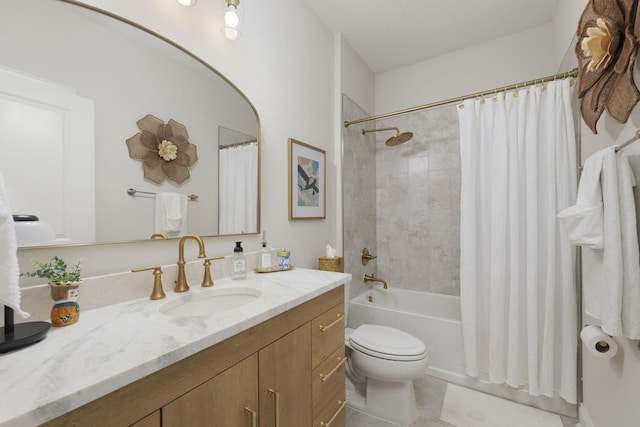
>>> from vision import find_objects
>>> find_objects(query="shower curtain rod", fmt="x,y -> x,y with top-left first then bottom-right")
343,68 -> 579,128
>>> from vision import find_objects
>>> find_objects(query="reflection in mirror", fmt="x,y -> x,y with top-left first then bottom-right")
0,0 -> 260,247
218,126 -> 258,234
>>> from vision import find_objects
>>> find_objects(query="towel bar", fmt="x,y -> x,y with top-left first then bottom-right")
127,188 -> 198,201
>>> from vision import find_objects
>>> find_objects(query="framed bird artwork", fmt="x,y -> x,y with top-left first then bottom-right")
288,138 -> 326,220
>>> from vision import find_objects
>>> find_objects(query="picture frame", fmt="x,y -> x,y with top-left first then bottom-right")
288,138 -> 326,220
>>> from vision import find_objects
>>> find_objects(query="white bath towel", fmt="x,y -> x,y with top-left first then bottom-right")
557,148 -> 606,248
561,148 -> 640,338
154,192 -> 188,235
599,149 -> 640,339
0,169 -> 29,318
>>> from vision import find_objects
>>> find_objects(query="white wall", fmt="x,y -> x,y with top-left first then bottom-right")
553,0 -> 587,68
374,0 -> 588,116
339,37 -> 375,117
374,23 -> 556,115
17,0 -> 339,278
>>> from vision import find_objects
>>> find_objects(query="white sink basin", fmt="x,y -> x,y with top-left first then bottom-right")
160,287 -> 261,317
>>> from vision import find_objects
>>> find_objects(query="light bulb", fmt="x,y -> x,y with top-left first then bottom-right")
222,26 -> 240,40
224,7 -> 239,28
177,0 -> 197,6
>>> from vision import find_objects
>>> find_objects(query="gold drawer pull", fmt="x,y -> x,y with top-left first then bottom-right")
319,356 -> 347,382
268,388 -> 281,427
244,407 -> 257,427
319,313 -> 345,332
320,400 -> 347,427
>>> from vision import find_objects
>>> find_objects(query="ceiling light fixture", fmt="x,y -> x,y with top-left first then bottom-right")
222,0 -> 241,40
177,0 -> 241,40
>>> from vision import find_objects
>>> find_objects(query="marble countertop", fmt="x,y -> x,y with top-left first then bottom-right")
0,268 -> 351,427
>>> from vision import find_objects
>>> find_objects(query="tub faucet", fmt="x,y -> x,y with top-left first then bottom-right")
363,273 -> 387,289
175,234 -> 207,293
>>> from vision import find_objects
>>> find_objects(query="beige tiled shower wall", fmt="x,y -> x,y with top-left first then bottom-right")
342,96 -> 461,297
375,105 -> 461,296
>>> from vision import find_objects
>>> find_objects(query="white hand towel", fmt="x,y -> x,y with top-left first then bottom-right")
0,169 -> 29,318
155,192 -> 188,235
558,148 -> 606,248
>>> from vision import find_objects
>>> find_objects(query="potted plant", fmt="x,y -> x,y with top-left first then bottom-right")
22,256 -> 82,327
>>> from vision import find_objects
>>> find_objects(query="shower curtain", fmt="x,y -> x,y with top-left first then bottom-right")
457,78 -> 578,404
219,142 -> 258,234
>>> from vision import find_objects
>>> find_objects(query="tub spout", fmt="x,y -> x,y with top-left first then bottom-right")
363,273 -> 387,289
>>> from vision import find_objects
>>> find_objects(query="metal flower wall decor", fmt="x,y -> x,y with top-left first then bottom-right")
576,0 -> 640,134
126,114 -> 198,185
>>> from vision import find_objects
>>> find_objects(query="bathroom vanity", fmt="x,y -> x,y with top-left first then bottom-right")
0,268 -> 349,427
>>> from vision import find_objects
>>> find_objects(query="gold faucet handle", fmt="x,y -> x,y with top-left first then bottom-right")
361,248 -> 377,265
201,256 -> 224,288
132,266 -> 166,300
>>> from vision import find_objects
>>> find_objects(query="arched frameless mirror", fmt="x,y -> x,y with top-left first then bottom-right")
0,0 -> 260,248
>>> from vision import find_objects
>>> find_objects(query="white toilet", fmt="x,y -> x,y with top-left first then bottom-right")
345,324 -> 428,425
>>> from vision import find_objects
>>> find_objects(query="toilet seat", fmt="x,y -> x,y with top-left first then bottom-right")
349,324 -> 426,361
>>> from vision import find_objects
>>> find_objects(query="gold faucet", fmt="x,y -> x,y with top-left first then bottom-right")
363,273 -> 387,289
175,234 -> 207,292
150,233 -> 168,240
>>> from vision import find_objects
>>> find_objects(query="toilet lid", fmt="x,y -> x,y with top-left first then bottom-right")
349,324 -> 426,361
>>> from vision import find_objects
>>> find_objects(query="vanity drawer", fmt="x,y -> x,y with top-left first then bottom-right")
312,346 -> 346,417
312,387 -> 346,427
311,302 -> 344,366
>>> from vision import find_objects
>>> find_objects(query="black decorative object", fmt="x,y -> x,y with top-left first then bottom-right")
0,305 -> 50,353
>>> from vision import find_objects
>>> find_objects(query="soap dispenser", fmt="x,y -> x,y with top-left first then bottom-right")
259,231 -> 273,270
232,241 -> 246,280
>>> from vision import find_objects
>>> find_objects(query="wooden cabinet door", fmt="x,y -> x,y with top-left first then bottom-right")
259,323 -> 311,427
130,410 -> 160,427
163,354 -> 258,427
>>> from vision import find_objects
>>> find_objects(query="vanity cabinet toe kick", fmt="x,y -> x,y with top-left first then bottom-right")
42,285 -> 345,427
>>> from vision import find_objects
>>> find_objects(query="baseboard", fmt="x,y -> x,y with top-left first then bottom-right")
577,403 -> 595,427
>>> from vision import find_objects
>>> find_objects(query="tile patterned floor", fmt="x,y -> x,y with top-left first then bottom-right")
345,376 -> 579,427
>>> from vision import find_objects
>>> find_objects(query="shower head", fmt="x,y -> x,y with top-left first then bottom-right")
361,126 -> 414,146
386,131 -> 414,146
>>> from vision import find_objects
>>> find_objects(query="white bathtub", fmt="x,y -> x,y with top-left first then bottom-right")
347,287 -> 576,417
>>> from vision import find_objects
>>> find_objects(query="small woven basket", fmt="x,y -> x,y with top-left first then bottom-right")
318,256 -> 343,272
